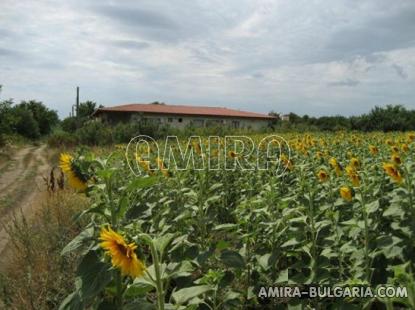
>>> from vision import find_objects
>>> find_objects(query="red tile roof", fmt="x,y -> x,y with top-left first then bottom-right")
94,103 -> 275,119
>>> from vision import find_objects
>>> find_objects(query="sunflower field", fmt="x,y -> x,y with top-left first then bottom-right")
59,132 -> 415,309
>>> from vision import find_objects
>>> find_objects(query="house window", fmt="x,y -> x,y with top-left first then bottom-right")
232,120 -> 240,129
178,118 -> 183,123
168,118 -> 173,123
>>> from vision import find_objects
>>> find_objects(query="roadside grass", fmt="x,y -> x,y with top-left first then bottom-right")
0,191 -> 89,309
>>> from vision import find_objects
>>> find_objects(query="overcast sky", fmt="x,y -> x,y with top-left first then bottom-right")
0,0 -> 414,118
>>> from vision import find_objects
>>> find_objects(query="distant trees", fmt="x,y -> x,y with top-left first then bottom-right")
275,104 -> 415,132
0,99 -> 58,140
61,101 -> 98,132
77,100 -> 97,118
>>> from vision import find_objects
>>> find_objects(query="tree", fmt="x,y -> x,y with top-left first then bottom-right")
13,105 -> 40,139
0,99 -> 16,135
19,100 -> 59,135
268,110 -> 280,128
78,101 -> 97,118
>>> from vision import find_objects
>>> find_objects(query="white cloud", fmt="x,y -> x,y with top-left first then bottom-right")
0,0 -> 414,117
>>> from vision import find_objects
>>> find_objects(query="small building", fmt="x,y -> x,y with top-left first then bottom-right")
93,103 -> 276,130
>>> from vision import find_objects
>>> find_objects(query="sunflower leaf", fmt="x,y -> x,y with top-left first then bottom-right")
172,285 -> 214,305
76,250 -> 112,300
61,227 -> 94,256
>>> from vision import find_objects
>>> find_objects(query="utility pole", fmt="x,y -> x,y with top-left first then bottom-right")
76,86 -> 80,117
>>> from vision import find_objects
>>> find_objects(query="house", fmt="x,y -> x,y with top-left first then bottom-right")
93,103 -> 276,130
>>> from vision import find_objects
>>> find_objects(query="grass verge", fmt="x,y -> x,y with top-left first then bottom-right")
0,191 -> 89,309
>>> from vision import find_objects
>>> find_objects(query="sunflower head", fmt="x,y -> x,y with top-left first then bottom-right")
193,142 -> 202,155
328,157 -> 337,168
156,157 -> 165,170
228,151 -> 238,158
350,157 -> 360,169
317,169 -> 329,182
136,156 -> 154,176
100,227 -> 145,278
382,162 -> 403,184
345,165 -> 360,187
316,151 -> 324,159
391,145 -> 400,154
369,145 -> 378,155
350,173 -> 361,187
391,153 -> 401,165
157,157 -> 172,177
345,165 -> 355,177
340,186 -> 352,202
59,153 -> 88,191
402,144 -> 409,152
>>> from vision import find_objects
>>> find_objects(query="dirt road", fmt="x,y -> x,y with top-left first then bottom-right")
0,145 -> 51,268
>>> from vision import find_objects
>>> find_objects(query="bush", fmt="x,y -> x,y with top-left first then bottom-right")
112,122 -> 141,143
47,131 -> 79,148
76,120 -> 113,145
60,116 -> 79,133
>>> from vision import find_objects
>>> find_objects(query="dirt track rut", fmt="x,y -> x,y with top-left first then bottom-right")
0,145 -> 50,267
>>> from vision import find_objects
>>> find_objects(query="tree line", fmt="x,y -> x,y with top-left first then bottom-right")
1,82 -> 415,147
272,105 -> 415,132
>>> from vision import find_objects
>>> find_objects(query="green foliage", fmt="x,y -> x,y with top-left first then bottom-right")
47,130 -> 79,147
61,116 -> 79,133
77,100 -> 97,118
0,99 -> 58,140
19,100 -> 59,135
281,105 -> 415,132
76,121 -> 113,145
60,132 -> 415,309
0,100 -> 17,135
13,105 -> 40,139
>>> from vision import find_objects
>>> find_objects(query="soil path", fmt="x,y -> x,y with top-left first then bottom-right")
0,145 -> 51,270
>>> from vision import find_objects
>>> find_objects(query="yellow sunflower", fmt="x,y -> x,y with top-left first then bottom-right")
345,165 -> 360,187
136,155 -> 154,176
368,145 -> 378,155
279,154 -> 293,171
317,169 -> 329,182
391,153 -> 401,165
350,157 -> 360,169
382,163 -> 403,184
228,150 -> 238,158
391,145 -> 400,154
193,142 -> 202,155
329,157 -> 342,176
59,153 -> 88,191
340,186 -> 352,201
156,157 -> 172,178
100,227 -> 145,278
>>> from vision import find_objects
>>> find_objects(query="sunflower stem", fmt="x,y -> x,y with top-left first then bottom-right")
115,271 -> 123,309
150,241 -> 165,310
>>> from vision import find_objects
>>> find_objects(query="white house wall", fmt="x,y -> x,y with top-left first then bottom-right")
131,114 -> 269,130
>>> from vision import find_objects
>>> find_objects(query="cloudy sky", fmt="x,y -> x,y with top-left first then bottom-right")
0,0 -> 414,118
